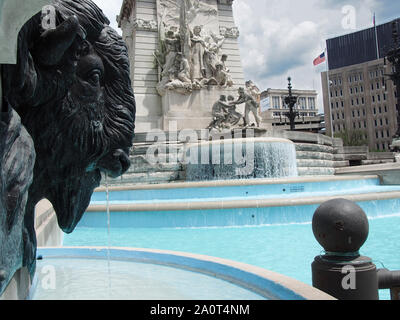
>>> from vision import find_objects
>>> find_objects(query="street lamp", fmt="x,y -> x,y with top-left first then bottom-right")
283,77 -> 299,131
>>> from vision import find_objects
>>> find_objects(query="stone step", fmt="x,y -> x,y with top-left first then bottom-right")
297,167 -> 335,176
333,161 -> 350,168
296,159 -> 335,168
295,143 -> 334,154
362,160 -> 395,165
296,151 -> 334,161
333,154 -> 347,161
333,146 -> 369,155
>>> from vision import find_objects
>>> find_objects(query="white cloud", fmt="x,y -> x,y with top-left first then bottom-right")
232,0 -> 394,113
90,0 -> 398,114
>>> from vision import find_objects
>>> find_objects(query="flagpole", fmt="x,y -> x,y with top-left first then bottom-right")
325,48 -> 334,138
374,13 -> 380,59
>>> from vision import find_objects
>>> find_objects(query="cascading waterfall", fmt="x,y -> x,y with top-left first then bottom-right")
184,138 -> 298,181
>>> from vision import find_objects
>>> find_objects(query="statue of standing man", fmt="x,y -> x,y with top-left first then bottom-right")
231,87 -> 262,128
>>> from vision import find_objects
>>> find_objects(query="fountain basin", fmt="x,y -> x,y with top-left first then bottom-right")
30,247 -> 333,300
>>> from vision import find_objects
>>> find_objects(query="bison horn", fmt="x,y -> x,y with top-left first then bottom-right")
32,15 -> 86,66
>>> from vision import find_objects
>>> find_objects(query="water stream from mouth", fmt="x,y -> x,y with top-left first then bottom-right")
105,174 -> 112,296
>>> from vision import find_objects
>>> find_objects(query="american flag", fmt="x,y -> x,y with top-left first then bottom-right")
313,52 -> 326,66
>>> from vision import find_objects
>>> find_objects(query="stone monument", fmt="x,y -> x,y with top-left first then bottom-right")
118,0 -> 245,132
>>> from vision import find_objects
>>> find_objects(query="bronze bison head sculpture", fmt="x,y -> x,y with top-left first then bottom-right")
2,0 -> 136,279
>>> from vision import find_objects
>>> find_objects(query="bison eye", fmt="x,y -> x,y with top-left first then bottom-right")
87,69 -> 102,86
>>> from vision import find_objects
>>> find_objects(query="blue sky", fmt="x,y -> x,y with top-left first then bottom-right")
93,0 -> 400,112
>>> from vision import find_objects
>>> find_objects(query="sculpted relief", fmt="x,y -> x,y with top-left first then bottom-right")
155,0 -> 234,95
207,81 -> 262,131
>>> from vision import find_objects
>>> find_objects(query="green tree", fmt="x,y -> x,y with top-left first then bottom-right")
334,129 -> 368,147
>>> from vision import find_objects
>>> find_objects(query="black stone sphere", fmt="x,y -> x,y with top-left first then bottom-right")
312,199 -> 369,253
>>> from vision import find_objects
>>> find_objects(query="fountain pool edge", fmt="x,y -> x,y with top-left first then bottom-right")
94,175 -> 380,192
33,247 -> 335,301
87,190 -> 400,213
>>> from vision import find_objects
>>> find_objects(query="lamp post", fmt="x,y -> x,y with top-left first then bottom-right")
384,20 -> 400,149
283,77 -> 299,131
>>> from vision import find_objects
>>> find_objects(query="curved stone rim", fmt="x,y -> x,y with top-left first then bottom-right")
185,137 -> 296,149
34,247 -> 335,301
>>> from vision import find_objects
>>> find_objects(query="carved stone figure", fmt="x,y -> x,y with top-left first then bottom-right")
204,31 -> 225,78
207,95 -> 244,131
177,53 -> 192,86
231,87 -> 262,127
208,95 -> 229,130
1,0 -> 136,282
190,25 -> 207,82
246,80 -> 261,102
162,29 -> 180,78
154,1 -> 234,96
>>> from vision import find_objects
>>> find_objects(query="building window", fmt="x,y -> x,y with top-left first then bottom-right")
308,97 -> 315,109
298,97 -> 306,109
272,96 -> 280,109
